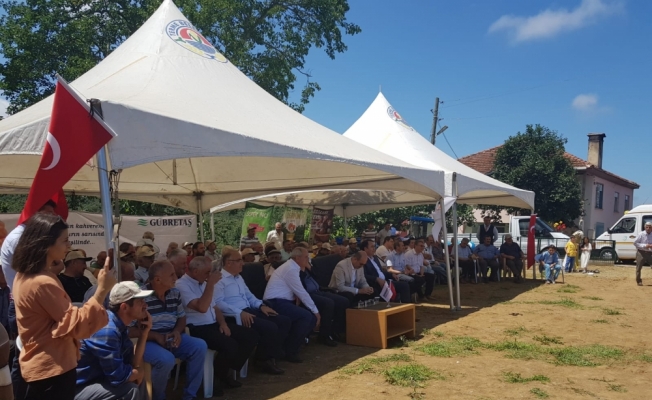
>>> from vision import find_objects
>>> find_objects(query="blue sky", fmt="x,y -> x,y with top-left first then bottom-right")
297,0 -> 650,206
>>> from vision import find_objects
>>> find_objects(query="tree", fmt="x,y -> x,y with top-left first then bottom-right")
0,0 -> 360,114
491,124 -> 582,224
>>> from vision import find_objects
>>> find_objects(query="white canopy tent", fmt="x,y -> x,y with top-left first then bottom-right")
0,0 -> 446,219
343,92 -> 535,209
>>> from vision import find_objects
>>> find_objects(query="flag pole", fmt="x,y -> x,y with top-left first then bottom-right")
96,145 -> 119,277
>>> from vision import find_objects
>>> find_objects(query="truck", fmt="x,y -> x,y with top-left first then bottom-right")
409,215 -> 570,256
595,204 -> 652,262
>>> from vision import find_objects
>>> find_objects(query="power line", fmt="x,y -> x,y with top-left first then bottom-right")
442,79 -> 571,109
438,121 -> 458,159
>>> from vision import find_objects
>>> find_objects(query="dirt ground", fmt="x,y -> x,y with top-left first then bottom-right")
169,264 -> 652,400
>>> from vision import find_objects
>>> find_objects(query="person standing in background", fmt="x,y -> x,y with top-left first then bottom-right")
580,237 -> 592,273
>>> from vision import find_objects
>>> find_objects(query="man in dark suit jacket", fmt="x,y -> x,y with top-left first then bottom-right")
360,240 -> 411,303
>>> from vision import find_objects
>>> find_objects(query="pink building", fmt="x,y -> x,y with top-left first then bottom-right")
458,134 -> 639,239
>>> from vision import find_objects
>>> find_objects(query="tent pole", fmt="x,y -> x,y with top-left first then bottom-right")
343,205 -> 348,240
210,212 -> 215,242
441,200 -> 455,311
453,174 -> 461,310
195,192 -> 204,242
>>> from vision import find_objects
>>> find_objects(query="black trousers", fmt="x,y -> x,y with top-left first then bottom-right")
459,260 -> 475,280
24,367 -> 76,400
308,291 -> 349,336
188,322 -> 259,379
239,308 -> 291,360
421,273 -> 436,296
505,258 -> 523,279
479,258 -> 500,281
370,279 -> 411,303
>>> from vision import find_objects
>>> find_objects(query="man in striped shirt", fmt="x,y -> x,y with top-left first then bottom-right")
362,222 -> 377,244
142,261 -> 207,400
240,226 -> 260,250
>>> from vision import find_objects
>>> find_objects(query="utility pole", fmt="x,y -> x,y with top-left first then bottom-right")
429,97 -> 448,145
429,97 -> 439,144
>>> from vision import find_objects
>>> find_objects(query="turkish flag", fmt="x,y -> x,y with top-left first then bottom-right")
526,214 -> 537,269
18,76 -> 116,224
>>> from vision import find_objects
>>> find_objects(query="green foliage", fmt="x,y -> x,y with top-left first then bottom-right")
603,308 -> 624,315
503,371 -> 550,384
0,0 -> 360,114
533,335 -> 564,346
418,336 -> 483,357
548,344 -> 624,367
538,297 -> 583,309
491,124 -> 582,223
339,353 -> 412,375
608,384 -> 627,393
557,284 -> 581,293
590,319 -> 609,324
530,388 -> 549,398
383,363 -> 441,387
331,203 -> 476,239
582,296 -> 604,301
504,326 -> 528,336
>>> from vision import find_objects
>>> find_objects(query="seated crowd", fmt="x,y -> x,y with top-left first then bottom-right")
1,212 -> 528,400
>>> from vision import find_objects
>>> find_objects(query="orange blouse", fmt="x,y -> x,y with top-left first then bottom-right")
13,270 -> 108,382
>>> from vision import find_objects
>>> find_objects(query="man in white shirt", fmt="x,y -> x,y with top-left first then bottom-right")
404,239 -> 435,300
635,221 -> 652,286
214,249 -> 289,375
386,239 -> 425,299
266,222 -> 284,250
375,236 -> 395,264
360,240 -> 411,303
263,248 -> 320,363
176,256 -> 259,392
280,240 -> 293,261
455,238 -> 477,283
328,251 -> 374,306
377,223 -> 392,245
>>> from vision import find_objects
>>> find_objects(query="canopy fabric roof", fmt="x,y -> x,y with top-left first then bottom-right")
0,0 -> 445,213
343,93 -> 535,209
208,189 -> 439,216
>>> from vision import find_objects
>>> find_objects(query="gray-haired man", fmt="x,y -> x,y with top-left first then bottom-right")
635,222 -> 652,286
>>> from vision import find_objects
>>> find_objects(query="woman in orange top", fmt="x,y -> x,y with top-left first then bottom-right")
12,213 -> 116,400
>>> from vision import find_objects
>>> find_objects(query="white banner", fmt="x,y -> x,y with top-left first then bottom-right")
1,212 -> 197,259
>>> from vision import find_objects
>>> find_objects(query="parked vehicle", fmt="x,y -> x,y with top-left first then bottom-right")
596,204 -> 652,261
410,215 -> 570,256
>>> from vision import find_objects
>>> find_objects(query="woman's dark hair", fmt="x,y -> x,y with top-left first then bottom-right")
12,213 -> 68,275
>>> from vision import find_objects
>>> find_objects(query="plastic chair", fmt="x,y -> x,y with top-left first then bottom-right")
176,329 -> 217,398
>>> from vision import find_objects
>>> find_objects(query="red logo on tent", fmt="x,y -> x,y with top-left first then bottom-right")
386,106 -> 414,131
166,20 -> 227,63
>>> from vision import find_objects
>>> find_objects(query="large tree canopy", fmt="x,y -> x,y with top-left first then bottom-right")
0,0 -> 360,114
491,124 -> 582,223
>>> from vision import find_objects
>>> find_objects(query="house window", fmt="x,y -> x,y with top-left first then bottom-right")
614,192 -> 619,213
595,183 -> 603,209
625,195 -> 630,211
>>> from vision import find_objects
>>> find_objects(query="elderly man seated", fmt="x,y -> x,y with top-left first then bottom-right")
328,251 -> 375,306
58,250 -> 94,303
214,249 -> 289,375
168,248 -> 187,279
142,261 -> 207,400
176,256 -> 259,393
500,234 -> 524,283
263,247 -> 283,281
405,239 -> 436,300
386,239 -> 425,298
134,245 -> 156,285
263,248 -> 319,363
454,238 -> 476,283
360,240 -> 412,303
347,238 -> 359,256
474,236 -> 501,283
539,246 -> 561,284
375,236 -> 395,264
75,282 -> 152,400
241,248 -> 258,263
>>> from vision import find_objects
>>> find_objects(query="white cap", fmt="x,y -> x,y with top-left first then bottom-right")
109,281 -> 153,306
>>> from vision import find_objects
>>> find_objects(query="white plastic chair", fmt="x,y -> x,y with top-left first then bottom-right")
178,329 -> 217,398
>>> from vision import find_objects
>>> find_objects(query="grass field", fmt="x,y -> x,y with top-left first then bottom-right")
168,265 -> 652,399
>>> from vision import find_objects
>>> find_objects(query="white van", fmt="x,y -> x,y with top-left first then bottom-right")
596,204 -> 652,261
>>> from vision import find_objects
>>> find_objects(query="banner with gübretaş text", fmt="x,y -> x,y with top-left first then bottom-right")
241,203 -> 273,244
0,212 -> 196,259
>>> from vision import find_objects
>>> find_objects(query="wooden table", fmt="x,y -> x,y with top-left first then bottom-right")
346,303 -> 416,349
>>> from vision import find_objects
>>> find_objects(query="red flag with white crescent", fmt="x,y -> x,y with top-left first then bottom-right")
18,76 -> 116,224
527,214 -> 537,269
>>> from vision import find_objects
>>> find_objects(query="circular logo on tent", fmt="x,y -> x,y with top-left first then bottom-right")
387,106 -> 414,131
166,20 -> 227,62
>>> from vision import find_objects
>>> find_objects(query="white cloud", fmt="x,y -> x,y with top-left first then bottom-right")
488,0 -> 623,43
572,93 -> 599,111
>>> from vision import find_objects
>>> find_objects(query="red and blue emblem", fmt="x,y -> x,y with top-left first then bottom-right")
166,20 -> 227,62
387,106 -> 414,130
